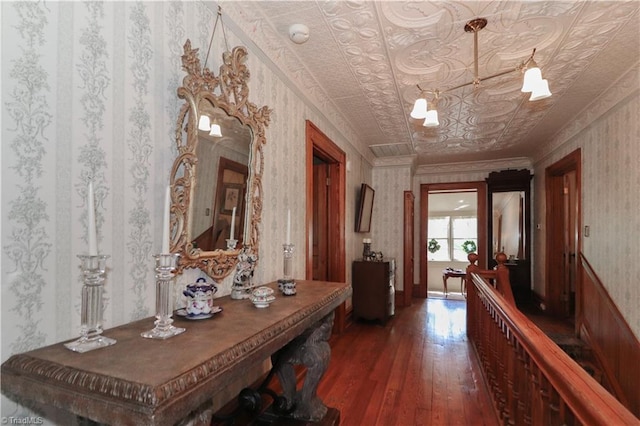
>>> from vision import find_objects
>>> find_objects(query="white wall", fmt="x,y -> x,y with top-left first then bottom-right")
1,1 -> 373,420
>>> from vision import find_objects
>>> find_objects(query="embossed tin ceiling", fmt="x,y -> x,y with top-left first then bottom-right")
225,1 -> 640,166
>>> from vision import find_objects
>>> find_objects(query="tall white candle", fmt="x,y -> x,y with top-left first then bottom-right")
230,206 -> 236,240
88,181 -> 98,256
286,209 -> 291,245
162,186 -> 171,254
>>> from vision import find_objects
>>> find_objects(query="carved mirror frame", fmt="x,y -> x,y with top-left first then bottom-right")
170,40 -> 271,280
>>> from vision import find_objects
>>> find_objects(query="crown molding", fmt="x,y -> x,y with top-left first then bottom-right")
373,155 -> 417,170
415,157 -> 532,176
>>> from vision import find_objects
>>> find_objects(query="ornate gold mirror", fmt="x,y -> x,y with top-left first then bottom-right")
170,40 -> 271,279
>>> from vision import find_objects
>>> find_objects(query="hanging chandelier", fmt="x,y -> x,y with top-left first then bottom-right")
411,18 -> 552,127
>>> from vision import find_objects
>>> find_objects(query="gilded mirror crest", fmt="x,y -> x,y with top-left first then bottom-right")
170,40 -> 271,280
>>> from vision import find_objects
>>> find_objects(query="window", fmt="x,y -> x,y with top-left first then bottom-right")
428,215 -> 477,261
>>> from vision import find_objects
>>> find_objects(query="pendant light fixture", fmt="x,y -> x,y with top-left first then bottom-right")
411,18 -> 551,127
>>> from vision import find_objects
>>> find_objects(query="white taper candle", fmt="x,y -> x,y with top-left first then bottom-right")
286,209 -> 291,245
88,181 -> 98,256
230,206 -> 236,240
162,186 -> 171,254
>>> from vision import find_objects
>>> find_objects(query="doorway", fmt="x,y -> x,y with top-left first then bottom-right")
305,121 -> 346,331
545,149 -> 581,319
419,182 -> 487,299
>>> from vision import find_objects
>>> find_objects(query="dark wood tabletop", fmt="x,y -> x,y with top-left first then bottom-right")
1,280 -> 351,426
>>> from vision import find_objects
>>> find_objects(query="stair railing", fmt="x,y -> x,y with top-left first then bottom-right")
466,253 -> 638,425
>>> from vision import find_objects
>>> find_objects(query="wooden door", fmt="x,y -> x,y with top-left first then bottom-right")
305,121 -> 346,332
563,171 -> 578,317
545,149 -> 581,318
312,161 -> 329,280
403,191 -> 415,306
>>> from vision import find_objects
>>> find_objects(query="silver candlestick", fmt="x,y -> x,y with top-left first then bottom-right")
65,255 -> 117,353
141,253 -> 185,339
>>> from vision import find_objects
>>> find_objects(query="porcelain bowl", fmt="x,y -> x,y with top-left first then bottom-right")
251,287 -> 275,308
252,286 -> 274,300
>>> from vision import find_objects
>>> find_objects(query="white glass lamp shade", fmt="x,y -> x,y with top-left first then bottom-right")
198,115 -> 211,131
529,79 -> 552,101
521,66 -> 542,93
411,98 -> 428,119
209,123 -> 222,137
422,109 -> 439,127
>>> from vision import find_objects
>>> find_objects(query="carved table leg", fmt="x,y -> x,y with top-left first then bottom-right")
273,311 -> 335,422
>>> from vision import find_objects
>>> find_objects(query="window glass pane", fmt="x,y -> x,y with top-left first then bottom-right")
452,217 -> 477,261
428,217 -> 450,261
428,239 -> 449,261
428,217 -> 449,238
452,217 -> 476,238
452,239 -> 474,261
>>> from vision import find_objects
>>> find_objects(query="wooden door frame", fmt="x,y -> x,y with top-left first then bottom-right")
403,191 -> 415,307
545,148 -> 581,318
305,120 -> 347,332
419,182 -> 487,298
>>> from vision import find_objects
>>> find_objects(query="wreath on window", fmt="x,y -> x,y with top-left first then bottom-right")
462,240 -> 477,254
428,239 -> 441,253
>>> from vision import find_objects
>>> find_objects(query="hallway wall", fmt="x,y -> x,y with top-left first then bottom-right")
532,63 -> 640,338
1,2 -> 373,419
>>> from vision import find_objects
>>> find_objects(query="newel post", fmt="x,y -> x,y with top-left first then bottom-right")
494,253 -> 516,305
466,253 -> 480,339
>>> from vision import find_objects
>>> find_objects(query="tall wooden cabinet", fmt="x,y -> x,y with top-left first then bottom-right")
352,259 -> 395,324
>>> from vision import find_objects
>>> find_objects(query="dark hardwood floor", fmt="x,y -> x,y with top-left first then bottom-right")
318,297 -> 499,426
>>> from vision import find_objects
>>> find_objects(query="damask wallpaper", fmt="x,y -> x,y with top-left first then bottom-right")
1,1 -> 370,420
532,64 -> 640,337
1,0 -> 638,422
371,166 -> 412,291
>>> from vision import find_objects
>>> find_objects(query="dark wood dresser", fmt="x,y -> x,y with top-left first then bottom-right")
352,259 -> 395,324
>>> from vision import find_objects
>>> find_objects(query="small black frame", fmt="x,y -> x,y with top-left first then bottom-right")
355,183 -> 375,233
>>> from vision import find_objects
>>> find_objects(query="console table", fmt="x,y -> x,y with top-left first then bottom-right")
1,280 -> 351,426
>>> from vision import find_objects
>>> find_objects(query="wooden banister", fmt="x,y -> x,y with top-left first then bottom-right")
465,257 -> 638,425
578,253 -> 640,417
466,252 -> 515,305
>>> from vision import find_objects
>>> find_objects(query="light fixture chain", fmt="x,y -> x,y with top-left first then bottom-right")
204,6 -> 230,70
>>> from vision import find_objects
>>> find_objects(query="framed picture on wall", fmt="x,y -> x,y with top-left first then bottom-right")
220,183 -> 242,214
355,183 -> 375,233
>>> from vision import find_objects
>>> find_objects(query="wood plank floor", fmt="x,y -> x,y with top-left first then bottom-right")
318,297 -> 499,426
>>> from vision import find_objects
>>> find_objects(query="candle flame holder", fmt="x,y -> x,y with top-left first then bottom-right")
226,238 -> 238,250
363,242 -> 372,261
141,253 -> 186,339
65,255 -> 117,353
278,243 -> 296,296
